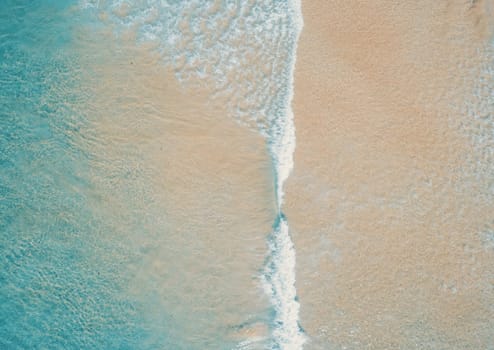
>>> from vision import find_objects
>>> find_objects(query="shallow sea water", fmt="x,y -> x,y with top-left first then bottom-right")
1,1 -> 303,349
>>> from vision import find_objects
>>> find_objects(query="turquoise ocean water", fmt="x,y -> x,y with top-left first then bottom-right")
1,1 -> 304,349
0,2 -> 165,348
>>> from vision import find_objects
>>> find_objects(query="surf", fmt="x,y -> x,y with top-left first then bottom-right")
80,0 -> 306,348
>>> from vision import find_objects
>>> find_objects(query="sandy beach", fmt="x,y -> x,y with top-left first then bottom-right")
287,1 -> 494,349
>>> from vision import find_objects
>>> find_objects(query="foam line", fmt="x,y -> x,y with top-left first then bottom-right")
261,1 -> 305,349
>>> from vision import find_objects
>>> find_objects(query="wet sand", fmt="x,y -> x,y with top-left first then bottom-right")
72,30 -> 276,348
287,1 -> 494,349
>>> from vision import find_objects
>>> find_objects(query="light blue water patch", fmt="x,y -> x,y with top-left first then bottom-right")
0,2 -> 175,349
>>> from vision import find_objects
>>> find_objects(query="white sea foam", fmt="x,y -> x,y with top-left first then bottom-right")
262,216 -> 305,350
80,0 -> 301,133
262,0 -> 305,348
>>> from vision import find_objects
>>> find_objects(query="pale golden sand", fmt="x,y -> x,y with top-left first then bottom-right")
287,1 -> 494,349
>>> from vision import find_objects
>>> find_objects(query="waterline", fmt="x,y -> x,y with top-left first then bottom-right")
261,1 -> 305,348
